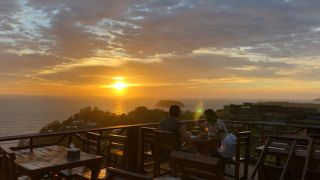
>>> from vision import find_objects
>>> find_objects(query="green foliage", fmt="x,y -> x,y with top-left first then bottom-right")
40,106 -> 196,133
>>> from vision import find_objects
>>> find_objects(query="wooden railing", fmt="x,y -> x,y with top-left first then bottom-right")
0,120 -> 320,173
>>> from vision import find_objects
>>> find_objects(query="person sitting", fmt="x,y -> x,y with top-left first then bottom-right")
198,109 -> 228,137
213,129 -> 237,160
160,105 -> 196,148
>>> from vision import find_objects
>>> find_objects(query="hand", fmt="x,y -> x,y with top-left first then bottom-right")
196,132 -> 208,142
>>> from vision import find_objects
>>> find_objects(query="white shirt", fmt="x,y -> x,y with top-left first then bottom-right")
215,119 -> 228,134
203,119 -> 229,136
218,133 -> 237,159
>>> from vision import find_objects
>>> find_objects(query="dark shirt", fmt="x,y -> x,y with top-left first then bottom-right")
160,117 -> 182,149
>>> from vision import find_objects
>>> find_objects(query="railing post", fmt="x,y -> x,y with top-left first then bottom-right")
29,137 -> 33,152
126,126 -> 140,172
68,134 -> 73,146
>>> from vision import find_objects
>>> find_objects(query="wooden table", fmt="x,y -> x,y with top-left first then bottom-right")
7,145 -> 103,180
195,136 -> 220,156
255,145 -> 307,157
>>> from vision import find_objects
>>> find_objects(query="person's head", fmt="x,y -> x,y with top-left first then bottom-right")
217,129 -> 227,140
203,109 -> 217,123
169,105 -> 181,118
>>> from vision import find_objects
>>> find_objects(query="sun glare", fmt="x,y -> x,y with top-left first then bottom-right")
113,82 -> 128,91
100,76 -> 141,96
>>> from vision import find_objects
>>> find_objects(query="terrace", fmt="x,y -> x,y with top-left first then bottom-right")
0,120 -> 320,180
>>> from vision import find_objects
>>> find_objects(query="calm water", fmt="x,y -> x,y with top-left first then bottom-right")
0,95 -> 310,137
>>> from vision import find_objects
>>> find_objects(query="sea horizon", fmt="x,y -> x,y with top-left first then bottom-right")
0,95 -> 318,137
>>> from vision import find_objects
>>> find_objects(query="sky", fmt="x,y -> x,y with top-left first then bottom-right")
0,0 -> 320,99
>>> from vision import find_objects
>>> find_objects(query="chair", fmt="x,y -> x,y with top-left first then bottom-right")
139,127 -> 156,174
224,131 -> 250,180
302,134 -> 320,180
250,136 -> 297,180
105,134 -> 128,169
170,150 -> 225,180
59,132 -> 106,180
105,167 -> 152,180
0,147 -> 17,180
153,130 -> 179,177
61,132 -> 128,180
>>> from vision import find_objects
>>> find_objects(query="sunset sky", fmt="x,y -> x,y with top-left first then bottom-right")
1,0 -> 320,99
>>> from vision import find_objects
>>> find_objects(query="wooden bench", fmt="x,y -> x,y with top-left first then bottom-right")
170,150 -> 225,180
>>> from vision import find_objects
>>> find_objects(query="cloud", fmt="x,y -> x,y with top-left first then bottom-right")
33,52 -> 295,87
0,0 -> 320,98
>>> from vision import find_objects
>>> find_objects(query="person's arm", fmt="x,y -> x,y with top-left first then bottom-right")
198,120 -> 208,131
179,124 -> 196,143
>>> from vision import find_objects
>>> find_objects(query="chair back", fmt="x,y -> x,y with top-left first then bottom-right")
235,131 -> 251,179
153,130 -> 177,177
154,130 -> 178,151
140,127 -> 156,173
302,134 -> 320,180
106,167 -> 152,180
170,150 -> 225,180
141,127 -> 156,144
85,132 -> 102,155
106,134 -> 128,168
0,147 -> 16,180
250,136 -> 298,180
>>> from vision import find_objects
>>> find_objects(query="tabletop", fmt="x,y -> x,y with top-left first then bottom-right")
11,145 -> 103,179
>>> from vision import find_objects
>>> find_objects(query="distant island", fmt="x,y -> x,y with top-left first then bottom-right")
155,100 -> 185,108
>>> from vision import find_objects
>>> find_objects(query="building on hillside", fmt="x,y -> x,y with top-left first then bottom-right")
223,102 -> 318,124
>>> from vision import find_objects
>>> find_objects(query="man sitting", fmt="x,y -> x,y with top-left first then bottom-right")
213,129 -> 237,160
160,105 -> 196,148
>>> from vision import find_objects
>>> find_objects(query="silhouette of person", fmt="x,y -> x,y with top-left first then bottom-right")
199,109 -> 228,137
160,105 -> 196,148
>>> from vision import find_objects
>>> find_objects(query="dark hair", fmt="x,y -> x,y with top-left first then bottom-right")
203,109 -> 217,118
169,105 -> 181,118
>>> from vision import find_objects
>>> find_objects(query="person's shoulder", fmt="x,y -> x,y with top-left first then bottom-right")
228,133 -> 237,141
160,118 -> 169,124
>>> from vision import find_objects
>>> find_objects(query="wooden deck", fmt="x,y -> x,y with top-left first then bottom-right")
1,120 -> 320,179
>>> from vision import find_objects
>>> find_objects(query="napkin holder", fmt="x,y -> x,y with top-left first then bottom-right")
67,148 -> 80,160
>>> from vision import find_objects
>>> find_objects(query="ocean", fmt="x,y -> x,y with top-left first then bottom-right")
0,95 -> 312,137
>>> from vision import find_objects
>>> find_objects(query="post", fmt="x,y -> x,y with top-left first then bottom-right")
126,127 -> 140,172
68,134 -> 73,146
29,137 -> 33,152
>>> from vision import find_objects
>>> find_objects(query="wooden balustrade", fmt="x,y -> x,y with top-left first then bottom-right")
0,119 -> 320,175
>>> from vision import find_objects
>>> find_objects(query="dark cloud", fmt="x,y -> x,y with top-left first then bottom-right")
2,0 -> 320,58
113,0 -> 320,57
0,52 -> 70,73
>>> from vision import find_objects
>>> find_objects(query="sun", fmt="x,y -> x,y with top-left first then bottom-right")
112,81 -> 128,91
100,76 -> 141,96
